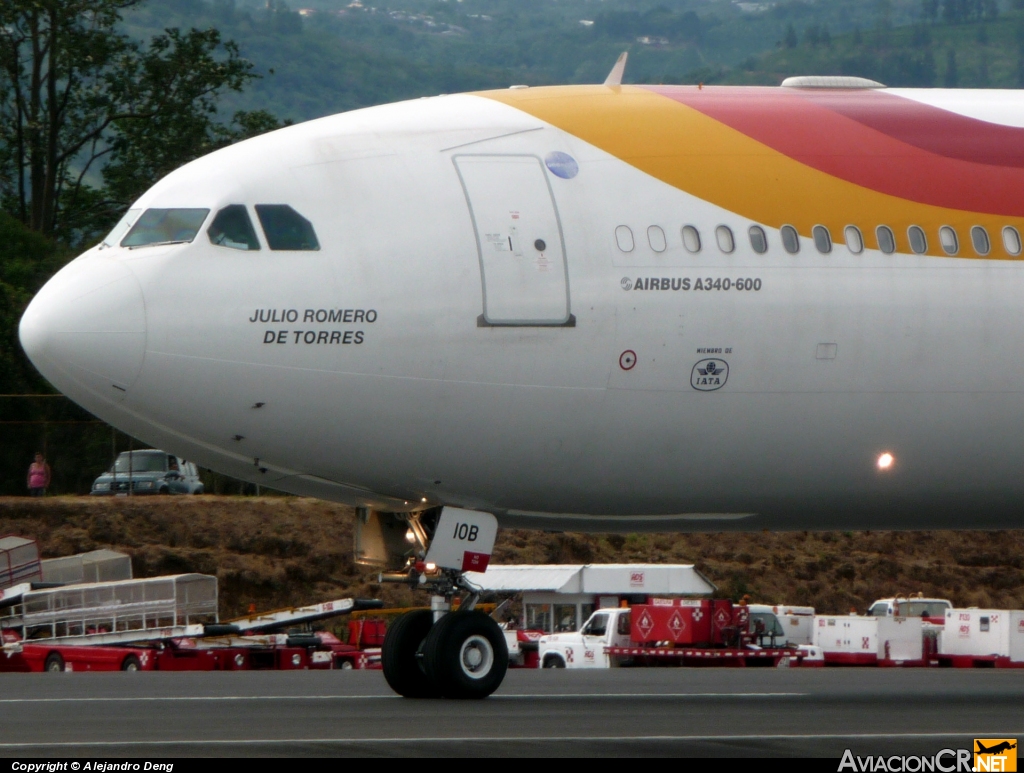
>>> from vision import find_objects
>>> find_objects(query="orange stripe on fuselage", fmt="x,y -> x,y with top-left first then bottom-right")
649,85 -> 1024,217
477,84 -> 1024,258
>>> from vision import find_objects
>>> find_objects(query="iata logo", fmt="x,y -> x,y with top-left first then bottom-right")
974,739 -> 1017,771
691,359 -> 729,391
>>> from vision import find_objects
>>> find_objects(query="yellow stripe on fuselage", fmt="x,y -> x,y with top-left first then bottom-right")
479,85 -> 1022,259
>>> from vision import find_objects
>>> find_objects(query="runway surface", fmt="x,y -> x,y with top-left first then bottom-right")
2,668 -> 1022,757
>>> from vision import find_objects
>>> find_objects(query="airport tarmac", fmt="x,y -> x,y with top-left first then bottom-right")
1,669 -> 1022,758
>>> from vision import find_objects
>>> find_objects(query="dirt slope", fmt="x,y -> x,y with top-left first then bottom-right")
1,497 -> 1022,618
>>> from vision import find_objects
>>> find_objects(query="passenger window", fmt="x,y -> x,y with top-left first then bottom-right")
876,226 -> 896,255
681,225 -> 701,253
844,226 -> 863,255
908,226 -> 927,255
647,225 -> 667,253
208,205 -> 260,250
617,612 -> 631,636
748,225 -> 768,254
1004,227 -> 1022,256
939,226 -> 959,255
812,225 -> 832,254
781,225 -> 800,254
971,226 -> 990,256
254,205 -> 320,251
715,225 -> 734,254
121,208 -> 210,248
615,225 -> 634,252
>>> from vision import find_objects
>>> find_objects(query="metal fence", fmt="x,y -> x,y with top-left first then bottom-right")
0,536 -> 42,590
40,549 -> 133,585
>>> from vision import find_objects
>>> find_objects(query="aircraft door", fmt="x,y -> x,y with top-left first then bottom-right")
454,154 -> 571,326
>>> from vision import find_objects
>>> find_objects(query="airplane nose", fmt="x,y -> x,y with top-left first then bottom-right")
19,256 -> 146,399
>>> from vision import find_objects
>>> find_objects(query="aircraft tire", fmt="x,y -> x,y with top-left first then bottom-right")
423,610 -> 508,699
382,610 -> 440,698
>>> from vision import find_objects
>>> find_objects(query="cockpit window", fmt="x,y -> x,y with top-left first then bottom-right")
208,205 -> 260,251
255,204 -> 320,251
121,208 -> 210,248
101,209 -> 142,248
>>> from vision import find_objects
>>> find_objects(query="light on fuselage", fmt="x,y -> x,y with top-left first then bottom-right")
877,453 -> 894,470
405,529 -> 416,543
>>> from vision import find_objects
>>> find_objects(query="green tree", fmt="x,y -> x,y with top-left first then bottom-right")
783,23 -> 798,49
944,47 -> 958,86
0,0 -> 270,242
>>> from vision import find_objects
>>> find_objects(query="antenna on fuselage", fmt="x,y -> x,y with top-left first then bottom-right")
603,51 -> 628,87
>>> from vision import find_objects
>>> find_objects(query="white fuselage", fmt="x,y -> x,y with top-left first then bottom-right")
19,88 -> 1024,532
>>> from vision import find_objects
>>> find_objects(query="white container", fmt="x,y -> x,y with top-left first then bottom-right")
814,615 -> 923,659
878,617 -> 923,661
1009,612 -> 1024,662
940,609 -> 1014,657
813,616 -> 877,654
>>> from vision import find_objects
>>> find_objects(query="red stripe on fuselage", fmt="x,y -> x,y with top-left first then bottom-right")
643,85 -> 1024,217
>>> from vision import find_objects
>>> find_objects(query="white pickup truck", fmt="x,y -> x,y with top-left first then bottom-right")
538,608 -> 631,669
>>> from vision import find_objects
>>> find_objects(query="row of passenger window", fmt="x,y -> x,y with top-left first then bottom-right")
614,223 -> 1024,258
117,204 -> 320,251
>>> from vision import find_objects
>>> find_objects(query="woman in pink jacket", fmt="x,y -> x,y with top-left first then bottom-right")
27,453 -> 51,497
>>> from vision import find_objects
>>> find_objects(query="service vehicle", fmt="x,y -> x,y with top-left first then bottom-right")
813,614 -> 926,666
748,603 -> 815,647
91,450 -> 204,495
936,608 -> 1024,667
538,601 -> 817,669
868,597 -> 952,624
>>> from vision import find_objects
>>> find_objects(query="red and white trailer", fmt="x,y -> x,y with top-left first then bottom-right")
1,629 -> 155,672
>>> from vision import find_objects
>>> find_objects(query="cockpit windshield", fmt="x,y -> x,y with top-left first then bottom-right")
100,209 -> 142,248
121,208 -> 210,248
208,205 -> 260,250
255,204 -> 320,251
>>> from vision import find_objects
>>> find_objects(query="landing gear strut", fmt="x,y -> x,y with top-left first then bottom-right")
378,507 -> 508,699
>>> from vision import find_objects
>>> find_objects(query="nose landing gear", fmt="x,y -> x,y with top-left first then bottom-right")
377,507 -> 508,699
423,609 -> 508,699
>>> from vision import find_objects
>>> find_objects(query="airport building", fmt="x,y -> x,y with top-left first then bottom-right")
465,563 -> 716,633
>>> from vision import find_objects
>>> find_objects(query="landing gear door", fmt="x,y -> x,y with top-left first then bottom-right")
424,507 -> 498,573
454,155 -> 571,326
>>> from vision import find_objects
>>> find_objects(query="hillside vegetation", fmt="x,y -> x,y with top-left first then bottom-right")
716,9 -> 1024,87
2,497 -> 1023,620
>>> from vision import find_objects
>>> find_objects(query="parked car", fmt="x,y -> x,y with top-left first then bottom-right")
91,450 -> 204,495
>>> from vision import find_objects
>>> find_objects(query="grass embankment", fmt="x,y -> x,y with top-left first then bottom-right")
1,497 -> 1023,619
